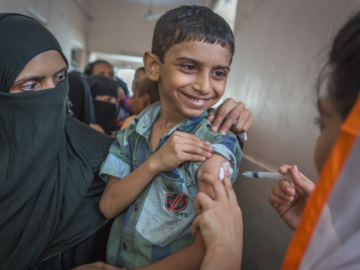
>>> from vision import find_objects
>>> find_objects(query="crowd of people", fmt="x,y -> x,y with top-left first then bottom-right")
0,3 -> 359,270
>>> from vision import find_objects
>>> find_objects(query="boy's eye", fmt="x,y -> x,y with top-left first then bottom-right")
213,70 -> 226,77
183,65 -> 196,71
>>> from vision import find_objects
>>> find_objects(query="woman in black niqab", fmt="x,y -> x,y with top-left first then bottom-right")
0,14 -> 115,270
87,75 -> 119,135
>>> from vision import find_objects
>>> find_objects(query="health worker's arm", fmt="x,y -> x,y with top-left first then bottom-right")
134,154 -> 229,270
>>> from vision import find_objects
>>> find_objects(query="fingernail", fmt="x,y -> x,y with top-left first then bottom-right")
286,187 -> 294,195
201,156 -> 206,160
286,195 -> 294,202
206,152 -> 212,157
205,141 -> 210,145
223,165 -> 228,172
220,130 -> 226,135
207,146 -> 213,151
294,165 -> 298,172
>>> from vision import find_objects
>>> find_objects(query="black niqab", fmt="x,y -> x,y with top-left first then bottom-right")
87,75 -> 119,135
0,14 -> 114,269
68,72 -> 96,125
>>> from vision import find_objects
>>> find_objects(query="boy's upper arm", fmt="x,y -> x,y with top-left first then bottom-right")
197,153 -> 228,200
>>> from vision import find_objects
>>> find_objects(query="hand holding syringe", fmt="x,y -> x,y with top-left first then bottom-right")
242,171 -> 296,188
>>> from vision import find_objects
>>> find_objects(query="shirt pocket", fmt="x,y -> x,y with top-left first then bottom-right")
135,173 -> 198,247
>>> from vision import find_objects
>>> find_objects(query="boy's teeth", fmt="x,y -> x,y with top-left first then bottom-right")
190,97 -> 204,103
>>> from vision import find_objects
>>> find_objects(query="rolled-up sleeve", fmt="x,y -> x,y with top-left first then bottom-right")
99,131 -> 131,182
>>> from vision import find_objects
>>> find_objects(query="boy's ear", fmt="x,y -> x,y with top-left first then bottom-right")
143,51 -> 160,81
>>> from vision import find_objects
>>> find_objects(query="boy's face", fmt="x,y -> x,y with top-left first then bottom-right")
158,41 -> 232,118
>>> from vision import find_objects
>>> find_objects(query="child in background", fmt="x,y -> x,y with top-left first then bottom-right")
121,77 -> 160,130
99,5 -> 242,270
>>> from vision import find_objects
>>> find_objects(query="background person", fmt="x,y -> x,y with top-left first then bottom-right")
87,75 -> 119,135
121,77 -> 160,130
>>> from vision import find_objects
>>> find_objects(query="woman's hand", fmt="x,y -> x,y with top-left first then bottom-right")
191,166 -> 243,270
268,165 -> 316,230
71,262 -> 126,270
208,98 -> 254,135
151,131 -> 214,172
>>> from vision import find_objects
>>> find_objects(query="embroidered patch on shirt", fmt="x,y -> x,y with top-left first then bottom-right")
165,193 -> 188,212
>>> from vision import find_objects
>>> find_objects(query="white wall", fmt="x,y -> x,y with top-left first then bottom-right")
88,0 -> 171,57
0,0 -> 90,69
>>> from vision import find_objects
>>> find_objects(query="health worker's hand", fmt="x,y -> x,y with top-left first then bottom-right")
268,165 -> 316,230
71,262 -> 126,270
191,166 -> 243,270
151,131 -> 214,172
208,98 -> 254,136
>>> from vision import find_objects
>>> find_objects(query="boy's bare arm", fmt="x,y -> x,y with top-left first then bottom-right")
100,158 -> 161,219
135,154 -> 229,270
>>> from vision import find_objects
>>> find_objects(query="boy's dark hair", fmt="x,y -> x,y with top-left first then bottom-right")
136,77 -> 160,104
317,10 -> 360,119
152,5 -> 234,63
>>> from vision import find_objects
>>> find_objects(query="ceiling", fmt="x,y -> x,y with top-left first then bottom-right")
121,0 -> 206,8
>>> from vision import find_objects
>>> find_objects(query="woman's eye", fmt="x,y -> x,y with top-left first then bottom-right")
55,73 -> 66,81
314,117 -> 324,132
22,83 -> 38,91
183,65 -> 196,71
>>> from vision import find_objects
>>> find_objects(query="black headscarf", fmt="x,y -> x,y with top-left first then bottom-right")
87,75 -> 119,135
68,72 -> 96,125
0,14 -> 114,269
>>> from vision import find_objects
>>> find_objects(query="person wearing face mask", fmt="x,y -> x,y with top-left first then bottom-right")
87,75 -> 119,135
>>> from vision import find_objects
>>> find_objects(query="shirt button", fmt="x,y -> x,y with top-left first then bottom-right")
129,124 -> 134,130
122,242 -> 127,250
167,184 -> 174,191
134,204 -> 138,211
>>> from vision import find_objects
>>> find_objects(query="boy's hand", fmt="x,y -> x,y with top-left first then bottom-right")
208,98 -> 254,135
151,131 -> 213,172
268,165 -> 315,230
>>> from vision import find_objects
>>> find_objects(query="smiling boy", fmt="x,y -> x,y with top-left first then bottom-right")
99,5 -> 242,270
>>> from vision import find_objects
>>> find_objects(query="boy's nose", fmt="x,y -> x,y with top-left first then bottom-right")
193,73 -> 211,94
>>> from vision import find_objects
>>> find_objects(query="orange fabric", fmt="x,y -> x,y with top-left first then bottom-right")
121,115 -> 137,131
281,94 -> 360,270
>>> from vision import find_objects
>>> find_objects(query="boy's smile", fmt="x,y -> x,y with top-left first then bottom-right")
156,41 -> 232,120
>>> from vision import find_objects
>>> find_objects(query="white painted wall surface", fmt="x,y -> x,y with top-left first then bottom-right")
0,0 -> 90,69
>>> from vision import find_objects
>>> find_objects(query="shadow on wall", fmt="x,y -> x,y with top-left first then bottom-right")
234,158 -> 294,270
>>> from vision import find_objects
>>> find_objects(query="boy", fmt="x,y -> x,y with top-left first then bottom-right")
99,5 -> 242,270
121,77 -> 160,130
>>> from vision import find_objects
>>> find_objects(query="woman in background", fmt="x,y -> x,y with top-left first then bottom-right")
87,75 -> 119,135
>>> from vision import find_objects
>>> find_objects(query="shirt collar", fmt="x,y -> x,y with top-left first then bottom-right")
134,101 -> 209,137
